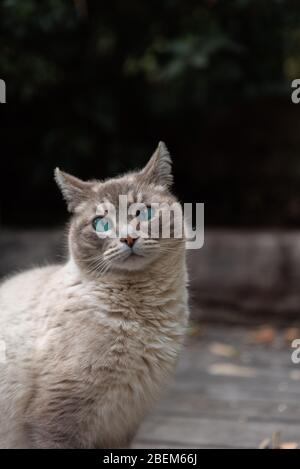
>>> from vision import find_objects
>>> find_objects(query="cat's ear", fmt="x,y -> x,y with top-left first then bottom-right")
54,168 -> 93,212
140,141 -> 173,188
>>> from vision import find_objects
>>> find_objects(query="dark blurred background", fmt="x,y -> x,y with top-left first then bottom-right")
1,0 -> 300,228
2,2 -> 300,447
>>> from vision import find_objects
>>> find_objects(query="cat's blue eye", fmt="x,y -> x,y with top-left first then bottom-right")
138,206 -> 154,221
93,216 -> 111,233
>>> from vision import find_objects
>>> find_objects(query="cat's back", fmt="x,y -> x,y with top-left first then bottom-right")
0,265 -> 60,319
0,264 -> 62,365
0,264 -> 63,368
0,265 -> 62,448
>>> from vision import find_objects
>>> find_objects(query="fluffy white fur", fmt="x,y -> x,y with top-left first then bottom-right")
0,143 -> 189,448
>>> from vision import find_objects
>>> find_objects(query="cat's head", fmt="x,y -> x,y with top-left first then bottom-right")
55,142 -> 184,275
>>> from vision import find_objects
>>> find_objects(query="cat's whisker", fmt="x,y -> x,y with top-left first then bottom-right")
87,257 -> 104,268
86,259 -> 106,274
85,247 -> 131,277
141,244 -> 160,249
86,256 -> 109,275
108,252 -> 131,264
103,250 -> 127,262
158,247 -> 180,254
84,254 -> 104,265
104,246 -> 122,257
92,257 -> 112,277
97,262 -> 111,277
91,250 -> 132,277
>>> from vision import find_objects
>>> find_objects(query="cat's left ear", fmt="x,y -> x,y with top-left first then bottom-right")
140,141 -> 173,188
54,168 -> 93,212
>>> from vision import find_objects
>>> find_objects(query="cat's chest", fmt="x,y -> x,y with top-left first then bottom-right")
52,278 -> 187,447
62,280 -> 187,384
90,311 -> 180,373
85,313 -> 183,442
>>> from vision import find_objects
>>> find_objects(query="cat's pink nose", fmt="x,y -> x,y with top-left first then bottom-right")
120,236 -> 137,248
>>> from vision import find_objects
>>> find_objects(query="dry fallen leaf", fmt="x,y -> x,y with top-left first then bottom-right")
272,431 -> 281,449
259,438 -> 271,449
187,322 -> 204,338
259,431 -> 299,449
284,327 -> 300,344
208,363 -> 257,378
209,342 -> 238,358
248,325 -> 277,345
280,442 -> 299,449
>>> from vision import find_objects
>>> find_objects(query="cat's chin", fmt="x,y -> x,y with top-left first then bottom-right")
111,252 -> 157,272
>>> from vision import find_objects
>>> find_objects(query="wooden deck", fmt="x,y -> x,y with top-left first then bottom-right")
133,324 -> 300,449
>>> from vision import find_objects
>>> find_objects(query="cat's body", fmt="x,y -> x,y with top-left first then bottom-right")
0,142 -> 189,448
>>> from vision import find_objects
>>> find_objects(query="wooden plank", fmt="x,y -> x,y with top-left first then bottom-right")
155,392 -> 300,423
133,326 -> 300,448
179,338 -> 298,371
170,375 -> 300,403
132,441 -> 227,449
134,415 -> 300,449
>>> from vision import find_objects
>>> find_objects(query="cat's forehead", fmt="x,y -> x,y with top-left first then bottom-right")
91,174 -> 169,206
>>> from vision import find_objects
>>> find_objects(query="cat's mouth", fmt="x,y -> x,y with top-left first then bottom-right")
101,241 -> 160,273
123,251 -> 144,260
111,248 -> 154,271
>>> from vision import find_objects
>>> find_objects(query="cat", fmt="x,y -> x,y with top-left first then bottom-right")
0,142 -> 189,448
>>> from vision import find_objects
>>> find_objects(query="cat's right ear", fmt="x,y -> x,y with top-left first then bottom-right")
54,168 -> 93,213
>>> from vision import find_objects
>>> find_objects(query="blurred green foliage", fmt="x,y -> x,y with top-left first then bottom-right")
1,0 -> 300,226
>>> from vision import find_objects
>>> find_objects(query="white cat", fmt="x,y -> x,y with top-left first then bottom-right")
0,142 -> 189,448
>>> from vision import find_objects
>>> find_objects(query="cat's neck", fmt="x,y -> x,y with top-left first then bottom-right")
60,249 -> 187,322
64,246 -> 186,292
